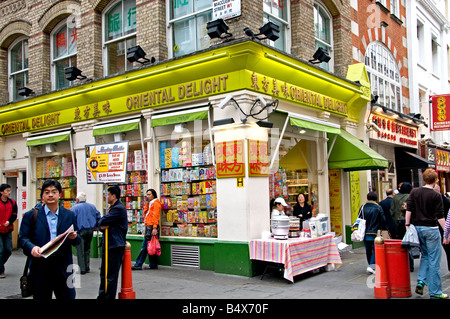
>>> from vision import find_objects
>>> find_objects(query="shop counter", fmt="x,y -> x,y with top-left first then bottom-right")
249,234 -> 342,282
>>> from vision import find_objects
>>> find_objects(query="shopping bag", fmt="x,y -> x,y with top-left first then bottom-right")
147,236 -> 161,256
351,205 -> 366,242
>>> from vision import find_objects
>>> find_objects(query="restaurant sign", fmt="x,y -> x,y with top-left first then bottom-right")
369,114 -> 418,147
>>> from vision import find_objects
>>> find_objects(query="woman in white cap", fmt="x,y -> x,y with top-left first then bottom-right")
271,197 -> 289,217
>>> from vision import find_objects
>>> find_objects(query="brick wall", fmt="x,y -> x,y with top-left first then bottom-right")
0,0 -> 355,106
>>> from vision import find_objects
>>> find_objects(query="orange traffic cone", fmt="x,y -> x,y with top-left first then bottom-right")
118,242 -> 136,299
374,231 -> 390,299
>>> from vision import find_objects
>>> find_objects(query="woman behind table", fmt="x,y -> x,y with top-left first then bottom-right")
293,193 -> 312,230
270,198 -> 289,217
360,191 -> 387,275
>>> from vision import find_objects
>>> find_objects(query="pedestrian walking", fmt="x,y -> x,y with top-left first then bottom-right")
18,179 -> 79,299
390,182 -> 412,239
378,189 -> 395,237
359,191 -> 386,274
406,168 -> 448,299
71,191 -> 101,274
132,189 -> 161,270
0,184 -> 17,278
433,184 -> 450,271
97,185 -> 128,299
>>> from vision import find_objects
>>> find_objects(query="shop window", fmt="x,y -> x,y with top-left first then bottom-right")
154,119 -> 216,238
169,0 -> 212,58
103,0 -> 137,75
364,42 -> 402,112
9,38 -> 28,101
51,21 -> 77,90
263,0 -> 289,52
36,155 -> 76,209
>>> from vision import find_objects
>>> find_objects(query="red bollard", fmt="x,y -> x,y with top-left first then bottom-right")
384,239 -> 411,298
118,242 -> 136,299
374,232 -> 391,299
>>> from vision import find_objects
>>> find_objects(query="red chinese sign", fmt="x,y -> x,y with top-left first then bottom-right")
215,140 -> 245,178
248,140 -> 269,176
430,94 -> 450,132
369,114 -> 418,146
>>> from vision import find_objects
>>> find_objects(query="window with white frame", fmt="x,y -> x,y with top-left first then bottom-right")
390,0 -> 400,17
364,42 -> 402,112
51,21 -> 77,90
314,2 -> 333,71
432,34 -> 440,75
417,20 -> 425,64
169,0 -> 212,58
263,0 -> 289,52
9,38 -> 28,101
103,0 -> 136,75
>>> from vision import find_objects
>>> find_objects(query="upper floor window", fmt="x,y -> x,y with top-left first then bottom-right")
9,38 -> 28,101
431,34 -> 440,75
390,0 -> 400,17
169,0 -> 212,58
52,22 -> 77,90
263,0 -> 289,52
365,42 -> 402,112
104,0 -> 136,75
314,3 -> 333,71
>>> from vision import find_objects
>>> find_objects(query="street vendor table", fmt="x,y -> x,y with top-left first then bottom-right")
249,234 -> 342,282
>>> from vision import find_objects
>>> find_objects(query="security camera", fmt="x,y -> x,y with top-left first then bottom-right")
369,122 -> 381,133
218,95 -> 234,109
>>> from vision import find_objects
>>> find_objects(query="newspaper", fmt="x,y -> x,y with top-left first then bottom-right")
40,224 -> 74,258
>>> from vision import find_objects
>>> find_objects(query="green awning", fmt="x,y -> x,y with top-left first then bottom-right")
289,113 -> 341,135
327,129 -> 389,171
93,118 -> 140,136
151,109 -> 209,127
26,131 -> 70,146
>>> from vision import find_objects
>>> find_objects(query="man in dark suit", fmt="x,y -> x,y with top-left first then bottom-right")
97,185 -> 128,299
18,180 -> 79,299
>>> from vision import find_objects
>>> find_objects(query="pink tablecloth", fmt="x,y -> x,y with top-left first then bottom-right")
249,234 -> 342,282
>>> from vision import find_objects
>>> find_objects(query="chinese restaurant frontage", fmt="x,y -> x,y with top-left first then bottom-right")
0,39 -> 387,276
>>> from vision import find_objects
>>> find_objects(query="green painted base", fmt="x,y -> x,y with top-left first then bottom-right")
89,234 -> 256,277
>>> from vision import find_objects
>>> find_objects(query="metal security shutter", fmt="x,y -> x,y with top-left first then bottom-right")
171,245 -> 200,269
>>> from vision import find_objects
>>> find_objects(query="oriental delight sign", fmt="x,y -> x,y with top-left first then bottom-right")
369,114 -> 418,147
215,140 -> 245,178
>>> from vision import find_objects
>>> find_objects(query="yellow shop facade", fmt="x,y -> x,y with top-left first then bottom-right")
0,39 -> 386,276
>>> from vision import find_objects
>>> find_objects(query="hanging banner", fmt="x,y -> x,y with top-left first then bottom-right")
215,140 -> 245,178
436,149 -> 450,172
430,94 -> 450,132
248,139 -> 269,176
85,141 -> 129,184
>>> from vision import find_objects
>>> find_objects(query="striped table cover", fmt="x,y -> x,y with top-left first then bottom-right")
249,234 -> 342,282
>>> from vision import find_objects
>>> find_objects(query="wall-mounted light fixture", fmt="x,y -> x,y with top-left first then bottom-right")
309,47 -> 331,64
127,45 -> 156,65
18,87 -> 34,97
207,19 -> 233,40
256,120 -> 273,128
244,22 -> 280,41
213,118 -> 235,126
65,66 -> 87,81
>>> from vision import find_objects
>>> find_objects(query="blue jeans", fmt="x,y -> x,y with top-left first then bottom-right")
416,226 -> 443,295
364,234 -> 376,266
134,237 -> 158,268
0,232 -> 12,274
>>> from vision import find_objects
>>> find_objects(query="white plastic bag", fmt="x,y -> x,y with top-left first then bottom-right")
351,205 -> 366,242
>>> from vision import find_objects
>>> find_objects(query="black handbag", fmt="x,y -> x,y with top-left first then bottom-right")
20,258 -> 33,298
19,208 -> 38,298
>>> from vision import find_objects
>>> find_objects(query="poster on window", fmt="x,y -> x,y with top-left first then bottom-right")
430,94 -> 450,132
85,141 -> 129,184
215,140 -> 245,178
248,139 -> 269,176
213,0 -> 241,20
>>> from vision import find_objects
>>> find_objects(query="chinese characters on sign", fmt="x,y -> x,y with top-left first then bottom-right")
430,94 -> 450,132
369,114 -> 418,146
435,149 -> 450,172
215,140 -> 245,178
248,140 -> 269,176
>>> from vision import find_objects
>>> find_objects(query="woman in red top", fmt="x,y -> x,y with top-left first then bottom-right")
132,189 -> 161,270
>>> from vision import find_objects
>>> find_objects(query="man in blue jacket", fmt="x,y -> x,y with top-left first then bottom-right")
18,180 -> 79,299
97,185 -> 128,299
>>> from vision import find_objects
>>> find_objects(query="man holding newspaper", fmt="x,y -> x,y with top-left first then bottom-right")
19,180 -> 79,299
